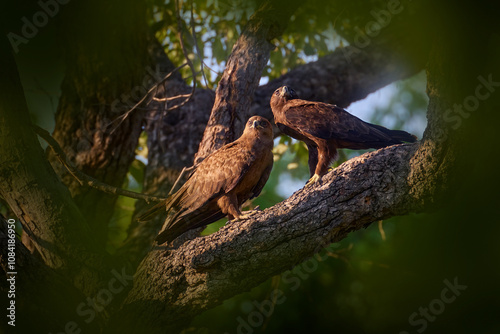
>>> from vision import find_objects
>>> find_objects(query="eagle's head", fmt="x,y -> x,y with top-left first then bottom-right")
275,86 -> 299,100
244,116 -> 273,143
270,86 -> 299,113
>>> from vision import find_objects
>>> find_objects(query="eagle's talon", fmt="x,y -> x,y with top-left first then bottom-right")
229,208 -> 261,222
238,209 -> 259,220
306,174 -> 321,185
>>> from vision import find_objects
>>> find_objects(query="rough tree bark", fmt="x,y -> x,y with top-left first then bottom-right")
0,37 -> 108,300
48,0 -> 151,247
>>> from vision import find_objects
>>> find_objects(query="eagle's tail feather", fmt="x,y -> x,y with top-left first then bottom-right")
386,128 -> 418,143
155,223 -> 186,245
155,210 -> 226,244
368,123 -> 418,145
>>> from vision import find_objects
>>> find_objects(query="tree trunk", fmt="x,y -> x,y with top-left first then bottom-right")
0,35 -> 108,298
49,0 -> 151,247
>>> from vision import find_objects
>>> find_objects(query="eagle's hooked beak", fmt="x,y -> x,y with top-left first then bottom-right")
281,86 -> 295,99
251,120 -> 264,129
280,86 -> 289,98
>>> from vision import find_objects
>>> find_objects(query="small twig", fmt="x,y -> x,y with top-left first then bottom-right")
168,165 -> 196,195
173,0 -> 196,106
199,61 -> 221,77
190,0 -> 209,88
108,62 -> 189,134
153,93 -> 193,102
33,125 -> 165,204
107,0 -> 203,135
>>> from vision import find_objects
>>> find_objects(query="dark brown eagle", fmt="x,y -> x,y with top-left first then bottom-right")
270,86 -> 417,184
138,116 -> 274,244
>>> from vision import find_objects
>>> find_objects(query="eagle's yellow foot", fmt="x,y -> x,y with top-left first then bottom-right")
230,206 -> 261,222
237,212 -> 252,220
239,207 -> 262,220
306,174 -> 321,185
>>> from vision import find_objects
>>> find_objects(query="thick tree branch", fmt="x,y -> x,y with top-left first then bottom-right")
113,142 -> 431,333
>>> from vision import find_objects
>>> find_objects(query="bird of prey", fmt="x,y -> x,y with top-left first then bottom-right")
270,86 -> 417,184
138,116 -> 274,244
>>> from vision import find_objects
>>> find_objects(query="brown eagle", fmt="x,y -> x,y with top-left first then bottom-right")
270,86 -> 417,184
138,116 -> 274,244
